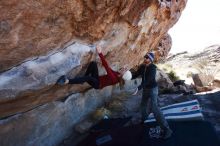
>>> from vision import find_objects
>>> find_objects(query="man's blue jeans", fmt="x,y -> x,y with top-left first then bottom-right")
141,86 -> 170,130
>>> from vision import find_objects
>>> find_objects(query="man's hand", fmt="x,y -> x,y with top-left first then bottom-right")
119,67 -> 127,75
96,45 -> 102,53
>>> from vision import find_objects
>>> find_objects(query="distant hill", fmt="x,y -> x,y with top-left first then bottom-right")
161,45 -> 220,85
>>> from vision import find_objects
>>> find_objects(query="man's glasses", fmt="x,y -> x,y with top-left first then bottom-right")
144,56 -> 149,60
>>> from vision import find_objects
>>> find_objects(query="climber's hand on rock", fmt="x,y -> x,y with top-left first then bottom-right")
96,45 -> 102,53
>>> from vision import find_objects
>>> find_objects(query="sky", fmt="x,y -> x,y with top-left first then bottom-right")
169,0 -> 220,53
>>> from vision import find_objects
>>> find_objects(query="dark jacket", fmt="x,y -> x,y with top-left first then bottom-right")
132,63 -> 157,90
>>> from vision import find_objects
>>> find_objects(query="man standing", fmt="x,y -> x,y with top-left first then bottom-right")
131,52 -> 172,139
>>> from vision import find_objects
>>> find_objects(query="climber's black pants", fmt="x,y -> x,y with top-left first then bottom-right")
68,61 -> 100,89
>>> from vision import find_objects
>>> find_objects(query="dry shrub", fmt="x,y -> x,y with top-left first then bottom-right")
91,107 -> 111,121
107,100 -> 124,113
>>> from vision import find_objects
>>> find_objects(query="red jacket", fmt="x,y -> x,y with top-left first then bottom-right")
98,53 -> 120,89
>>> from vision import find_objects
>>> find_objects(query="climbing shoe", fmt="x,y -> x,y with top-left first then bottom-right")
57,75 -> 69,85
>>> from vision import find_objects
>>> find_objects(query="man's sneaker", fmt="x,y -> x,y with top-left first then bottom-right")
161,128 -> 173,139
57,75 -> 69,85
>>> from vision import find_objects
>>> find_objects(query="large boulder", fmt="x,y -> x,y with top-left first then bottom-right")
192,73 -> 215,87
157,69 -> 174,90
0,87 -> 113,146
212,79 -> 220,88
0,0 -> 187,119
0,0 -> 187,146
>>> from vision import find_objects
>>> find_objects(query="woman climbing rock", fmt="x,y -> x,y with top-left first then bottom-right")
57,45 -> 132,89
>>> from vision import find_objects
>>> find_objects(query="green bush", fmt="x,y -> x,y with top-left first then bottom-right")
167,70 -> 180,82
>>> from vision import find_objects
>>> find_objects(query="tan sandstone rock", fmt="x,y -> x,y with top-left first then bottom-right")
0,1 -> 187,146
0,0 -> 187,119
